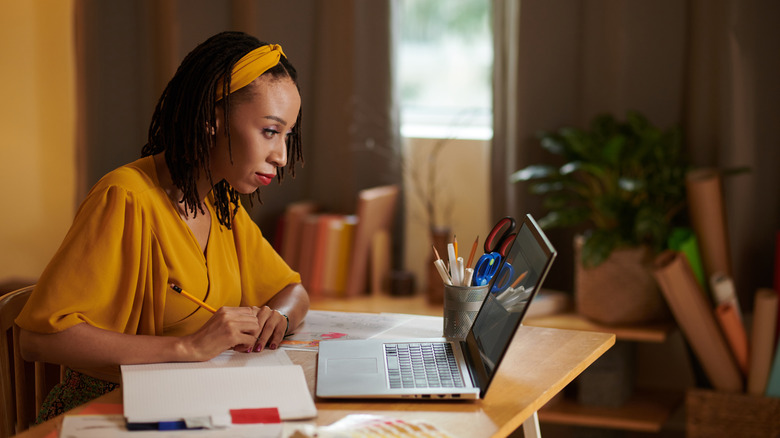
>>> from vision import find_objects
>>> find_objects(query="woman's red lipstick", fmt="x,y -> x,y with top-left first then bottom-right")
256,173 -> 274,186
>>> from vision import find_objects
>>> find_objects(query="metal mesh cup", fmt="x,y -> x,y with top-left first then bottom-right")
443,284 -> 489,339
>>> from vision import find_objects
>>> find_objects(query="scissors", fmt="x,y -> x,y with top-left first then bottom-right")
473,216 -> 517,288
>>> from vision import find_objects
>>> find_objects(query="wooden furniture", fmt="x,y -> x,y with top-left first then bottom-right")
310,293 -> 445,316
0,286 -> 61,438
686,388 -> 780,437
11,305 -> 614,438
524,312 -> 682,433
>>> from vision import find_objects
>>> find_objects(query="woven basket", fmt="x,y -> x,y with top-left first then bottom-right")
574,235 -> 670,325
687,389 -> 780,437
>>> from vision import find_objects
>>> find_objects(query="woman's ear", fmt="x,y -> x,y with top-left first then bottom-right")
211,105 -> 224,136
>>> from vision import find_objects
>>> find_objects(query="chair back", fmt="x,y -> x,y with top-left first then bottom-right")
0,286 -> 61,437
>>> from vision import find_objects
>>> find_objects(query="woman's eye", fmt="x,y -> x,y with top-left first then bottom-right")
262,128 -> 280,138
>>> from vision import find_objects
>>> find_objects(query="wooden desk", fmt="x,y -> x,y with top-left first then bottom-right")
13,309 -> 614,438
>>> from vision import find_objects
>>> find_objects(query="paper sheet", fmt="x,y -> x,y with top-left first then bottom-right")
715,302 -> 748,375
653,250 -> 743,392
748,288 -> 779,394
281,310 -> 421,350
685,169 -> 732,278
123,349 -> 293,372
59,414 -> 282,438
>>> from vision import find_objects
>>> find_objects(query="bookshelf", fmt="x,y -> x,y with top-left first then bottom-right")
524,312 -> 683,433
310,294 -> 443,317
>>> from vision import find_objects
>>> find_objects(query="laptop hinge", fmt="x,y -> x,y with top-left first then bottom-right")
460,340 -> 479,388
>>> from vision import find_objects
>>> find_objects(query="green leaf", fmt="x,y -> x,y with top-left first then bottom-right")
601,135 -> 625,166
529,181 -> 566,195
539,134 -> 568,156
581,230 -> 620,267
509,165 -> 557,182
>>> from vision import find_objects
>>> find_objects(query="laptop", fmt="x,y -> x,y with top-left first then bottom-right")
316,213 -> 557,399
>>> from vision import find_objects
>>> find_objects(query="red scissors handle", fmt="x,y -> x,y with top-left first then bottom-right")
483,216 -> 517,257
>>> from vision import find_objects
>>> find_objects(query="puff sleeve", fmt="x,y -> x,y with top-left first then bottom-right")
16,184 -> 164,336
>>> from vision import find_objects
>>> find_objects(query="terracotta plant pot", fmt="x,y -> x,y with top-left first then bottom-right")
574,235 -> 670,325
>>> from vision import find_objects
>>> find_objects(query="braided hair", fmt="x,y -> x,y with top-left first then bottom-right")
141,31 -> 303,229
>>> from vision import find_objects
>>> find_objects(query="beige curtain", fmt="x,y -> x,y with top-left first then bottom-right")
492,0 -> 780,300
75,0 -> 401,248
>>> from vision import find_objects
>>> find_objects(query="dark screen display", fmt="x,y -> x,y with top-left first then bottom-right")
470,215 -> 556,375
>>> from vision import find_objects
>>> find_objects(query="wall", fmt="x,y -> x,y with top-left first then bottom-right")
403,137 -> 490,293
0,1 -> 76,283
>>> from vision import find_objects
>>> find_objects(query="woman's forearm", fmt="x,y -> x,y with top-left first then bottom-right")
19,323 -> 188,368
20,306 -> 266,367
265,282 -> 309,333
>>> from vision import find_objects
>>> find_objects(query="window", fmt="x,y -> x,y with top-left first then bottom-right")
395,0 -> 493,140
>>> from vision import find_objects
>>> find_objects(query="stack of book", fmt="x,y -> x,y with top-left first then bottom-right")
274,185 -> 399,299
653,168 -> 780,397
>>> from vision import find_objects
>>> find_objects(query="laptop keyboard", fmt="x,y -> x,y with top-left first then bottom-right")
384,343 -> 465,389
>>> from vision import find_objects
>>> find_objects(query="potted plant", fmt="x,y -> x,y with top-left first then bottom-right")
510,111 -> 688,324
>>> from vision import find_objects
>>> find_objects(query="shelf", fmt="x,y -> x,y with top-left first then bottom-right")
524,312 -> 677,343
310,294 -> 443,316
539,389 -> 683,432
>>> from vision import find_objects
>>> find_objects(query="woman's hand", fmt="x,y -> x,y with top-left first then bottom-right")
180,307 -> 262,361
245,306 -> 288,352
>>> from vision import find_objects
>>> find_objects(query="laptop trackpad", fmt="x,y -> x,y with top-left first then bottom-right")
327,358 -> 378,375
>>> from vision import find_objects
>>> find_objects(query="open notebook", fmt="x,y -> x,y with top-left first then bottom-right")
121,349 -> 316,428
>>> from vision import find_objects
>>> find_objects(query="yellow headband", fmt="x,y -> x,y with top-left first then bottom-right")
217,44 -> 287,100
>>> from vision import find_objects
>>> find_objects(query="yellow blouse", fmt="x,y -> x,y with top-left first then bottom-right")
16,156 -> 300,381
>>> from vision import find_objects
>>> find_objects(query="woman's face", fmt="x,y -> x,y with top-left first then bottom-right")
210,74 -> 301,194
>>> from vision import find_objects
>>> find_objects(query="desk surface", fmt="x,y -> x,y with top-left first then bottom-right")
14,305 -> 614,438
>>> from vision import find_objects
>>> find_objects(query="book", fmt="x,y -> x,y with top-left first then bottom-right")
296,214 -> 321,292
344,185 -> 400,297
320,215 -> 358,297
748,288 -> 779,395
307,214 -> 345,297
121,350 -> 316,426
653,250 -> 743,392
280,201 -> 317,270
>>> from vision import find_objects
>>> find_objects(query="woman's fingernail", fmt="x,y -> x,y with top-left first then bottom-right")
269,343 -> 277,350
246,347 -> 252,353
254,344 -> 263,352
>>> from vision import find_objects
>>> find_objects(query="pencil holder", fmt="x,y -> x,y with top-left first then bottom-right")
443,284 -> 489,339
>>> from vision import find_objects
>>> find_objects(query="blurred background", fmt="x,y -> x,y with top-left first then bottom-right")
1,0 -> 778,310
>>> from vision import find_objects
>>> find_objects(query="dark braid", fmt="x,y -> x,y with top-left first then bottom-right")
141,31 -> 303,229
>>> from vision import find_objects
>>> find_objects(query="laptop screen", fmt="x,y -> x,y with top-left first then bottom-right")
463,214 -> 557,397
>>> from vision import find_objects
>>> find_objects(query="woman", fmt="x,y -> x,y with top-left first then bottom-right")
15,31 -> 309,421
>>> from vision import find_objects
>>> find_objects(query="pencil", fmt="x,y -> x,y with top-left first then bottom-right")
432,245 -> 442,261
169,283 -> 217,313
510,271 -> 528,289
454,235 -> 458,259
466,235 -> 479,269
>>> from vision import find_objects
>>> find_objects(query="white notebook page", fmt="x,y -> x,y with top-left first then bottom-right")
121,350 -> 316,423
